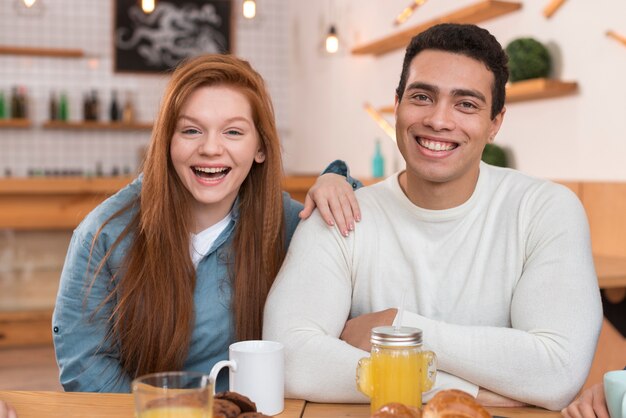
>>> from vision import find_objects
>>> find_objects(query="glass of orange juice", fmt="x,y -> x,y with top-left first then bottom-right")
356,326 -> 436,413
132,371 -> 213,418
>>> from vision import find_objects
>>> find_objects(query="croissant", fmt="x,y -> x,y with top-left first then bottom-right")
372,389 -> 491,418
422,390 -> 491,418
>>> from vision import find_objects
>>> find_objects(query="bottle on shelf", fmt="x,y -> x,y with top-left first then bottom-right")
49,91 -> 59,121
109,90 -> 121,122
91,90 -> 100,121
10,86 -> 20,119
17,86 -> 28,119
122,91 -> 135,124
59,91 -> 69,121
0,90 -> 6,119
372,139 -> 385,178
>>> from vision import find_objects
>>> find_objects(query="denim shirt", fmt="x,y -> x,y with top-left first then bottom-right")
52,176 -> 303,393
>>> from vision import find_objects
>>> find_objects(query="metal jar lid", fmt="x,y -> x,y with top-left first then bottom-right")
370,326 -> 423,347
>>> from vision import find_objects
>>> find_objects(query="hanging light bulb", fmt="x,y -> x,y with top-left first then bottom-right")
23,0 -> 37,7
325,25 -> 339,54
243,0 -> 256,19
141,0 -> 156,14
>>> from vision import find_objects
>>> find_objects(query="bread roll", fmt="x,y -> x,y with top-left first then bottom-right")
371,402 -> 422,418
422,389 -> 490,418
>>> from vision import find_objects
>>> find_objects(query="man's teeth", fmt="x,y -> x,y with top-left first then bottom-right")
194,167 -> 228,173
418,138 -> 456,151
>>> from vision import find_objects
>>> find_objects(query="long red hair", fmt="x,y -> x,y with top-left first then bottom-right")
91,54 -> 285,379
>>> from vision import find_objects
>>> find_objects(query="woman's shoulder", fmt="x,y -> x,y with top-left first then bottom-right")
74,176 -> 142,243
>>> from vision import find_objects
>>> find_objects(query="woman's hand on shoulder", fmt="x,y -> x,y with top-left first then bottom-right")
561,383 -> 609,418
299,173 -> 361,237
0,400 -> 17,418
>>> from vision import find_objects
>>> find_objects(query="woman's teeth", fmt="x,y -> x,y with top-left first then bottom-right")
193,166 -> 230,179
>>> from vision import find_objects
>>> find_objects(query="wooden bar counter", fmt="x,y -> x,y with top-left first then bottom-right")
0,175 -> 323,230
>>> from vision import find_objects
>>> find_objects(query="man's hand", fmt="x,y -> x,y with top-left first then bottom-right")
476,388 -> 527,407
299,173 -> 361,237
0,400 -> 17,418
340,309 -> 397,352
561,383 -> 609,418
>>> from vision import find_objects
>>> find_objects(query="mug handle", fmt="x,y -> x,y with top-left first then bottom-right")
208,360 -> 237,394
421,350 -> 437,392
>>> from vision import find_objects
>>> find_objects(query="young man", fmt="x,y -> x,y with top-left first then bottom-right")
263,23 -> 602,411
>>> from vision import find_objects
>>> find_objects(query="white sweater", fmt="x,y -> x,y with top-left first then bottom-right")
263,163 -> 602,411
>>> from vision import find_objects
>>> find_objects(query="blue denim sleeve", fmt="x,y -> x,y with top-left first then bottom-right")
321,159 -> 363,190
282,192 -> 303,249
52,228 -> 131,393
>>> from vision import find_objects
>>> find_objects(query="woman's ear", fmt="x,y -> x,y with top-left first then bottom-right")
255,150 -> 266,163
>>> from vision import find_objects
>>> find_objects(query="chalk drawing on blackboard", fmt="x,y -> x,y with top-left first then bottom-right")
114,0 -> 232,73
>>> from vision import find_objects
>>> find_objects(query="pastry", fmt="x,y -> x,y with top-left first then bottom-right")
372,402 -> 422,418
213,398 -> 241,418
216,391 -> 257,413
422,390 -> 491,418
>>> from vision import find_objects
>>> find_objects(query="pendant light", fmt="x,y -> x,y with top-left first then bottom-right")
23,0 -> 37,7
141,0 -> 156,14
325,25 -> 339,54
243,0 -> 256,19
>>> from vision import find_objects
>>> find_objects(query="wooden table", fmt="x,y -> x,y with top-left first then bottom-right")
302,402 -> 562,417
0,391 -> 305,418
0,391 -> 562,418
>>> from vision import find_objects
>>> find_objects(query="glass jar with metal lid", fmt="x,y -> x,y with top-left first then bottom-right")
356,326 -> 437,413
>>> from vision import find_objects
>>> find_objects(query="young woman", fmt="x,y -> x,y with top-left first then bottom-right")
52,54 -> 360,392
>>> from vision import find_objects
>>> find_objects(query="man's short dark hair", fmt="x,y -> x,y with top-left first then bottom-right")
395,23 -> 509,119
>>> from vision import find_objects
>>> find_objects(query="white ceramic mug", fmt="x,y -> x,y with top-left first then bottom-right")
209,340 -> 284,415
605,370 -> 626,418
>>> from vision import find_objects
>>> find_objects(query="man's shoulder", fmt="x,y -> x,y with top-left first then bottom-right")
486,164 -> 577,200
484,164 -> 582,216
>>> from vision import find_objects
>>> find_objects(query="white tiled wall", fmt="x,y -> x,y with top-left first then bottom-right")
0,0 -> 291,298
0,0 -> 291,177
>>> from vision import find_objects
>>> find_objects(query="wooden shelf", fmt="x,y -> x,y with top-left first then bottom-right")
506,78 -> 578,103
0,45 -> 84,58
375,78 -> 579,113
0,176 -> 134,195
42,120 -> 153,131
0,119 -> 31,128
351,0 -> 522,56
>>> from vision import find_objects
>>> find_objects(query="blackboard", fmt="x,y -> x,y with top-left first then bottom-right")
114,0 -> 232,73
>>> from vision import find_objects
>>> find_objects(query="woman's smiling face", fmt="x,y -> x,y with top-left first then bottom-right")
170,84 -> 265,230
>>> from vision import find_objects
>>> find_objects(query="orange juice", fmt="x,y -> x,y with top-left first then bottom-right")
138,406 -> 211,418
356,326 -> 436,413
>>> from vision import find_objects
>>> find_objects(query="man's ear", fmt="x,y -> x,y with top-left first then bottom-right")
489,106 -> 506,141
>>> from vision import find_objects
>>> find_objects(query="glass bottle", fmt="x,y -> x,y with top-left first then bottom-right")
109,90 -> 120,122
356,326 -> 437,413
91,90 -> 100,121
49,91 -> 58,121
0,90 -> 6,119
122,91 -> 135,123
59,92 -> 69,121
10,86 -> 20,119
372,139 -> 385,178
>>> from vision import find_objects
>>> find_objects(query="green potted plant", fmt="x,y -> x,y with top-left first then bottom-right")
505,38 -> 552,82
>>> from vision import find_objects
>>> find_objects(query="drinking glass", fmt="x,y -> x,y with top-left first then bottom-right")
132,371 -> 213,418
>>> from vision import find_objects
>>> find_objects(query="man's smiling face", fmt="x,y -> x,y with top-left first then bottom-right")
395,49 -> 505,199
